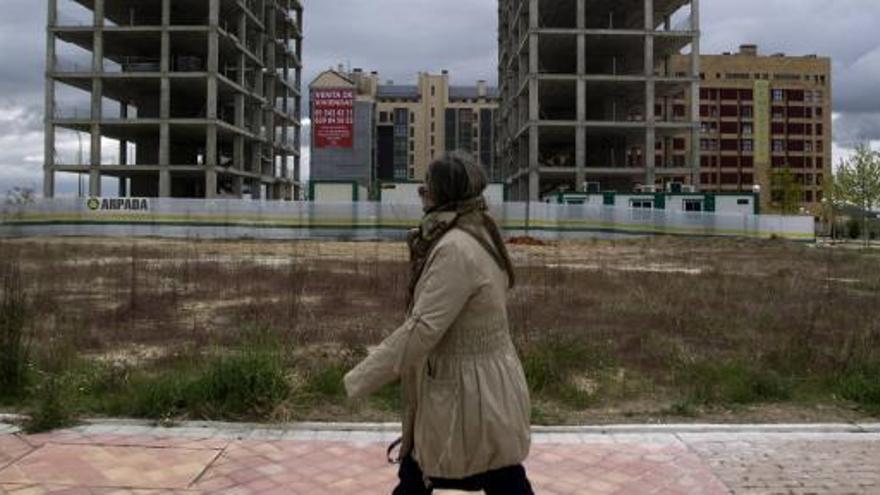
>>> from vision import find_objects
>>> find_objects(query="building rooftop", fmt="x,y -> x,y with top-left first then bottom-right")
376,85 -> 420,99
450,86 -> 500,100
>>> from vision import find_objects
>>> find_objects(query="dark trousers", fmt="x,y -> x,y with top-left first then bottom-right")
393,456 -> 534,495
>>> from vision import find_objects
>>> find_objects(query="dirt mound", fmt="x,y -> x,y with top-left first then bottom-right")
507,236 -> 548,246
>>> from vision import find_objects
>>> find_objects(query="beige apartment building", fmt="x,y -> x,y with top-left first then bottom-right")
309,69 -> 499,189
672,45 -> 832,214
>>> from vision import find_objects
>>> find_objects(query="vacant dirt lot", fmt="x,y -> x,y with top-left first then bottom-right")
1,235 -> 879,425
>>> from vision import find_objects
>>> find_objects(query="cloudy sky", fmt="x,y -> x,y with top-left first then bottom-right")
0,0 -> 878,196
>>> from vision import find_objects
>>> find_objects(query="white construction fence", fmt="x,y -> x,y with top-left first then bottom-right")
0,198 -> 816,242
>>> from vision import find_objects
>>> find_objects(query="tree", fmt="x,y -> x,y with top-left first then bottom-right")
836,145 -> 880,247
770,167 -> 803,215
820,174 -> 841,239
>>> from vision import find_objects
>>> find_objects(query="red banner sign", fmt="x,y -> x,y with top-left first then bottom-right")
313,88 -> 354,149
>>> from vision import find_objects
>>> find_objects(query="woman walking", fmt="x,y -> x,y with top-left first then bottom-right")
344,151 -> 534,494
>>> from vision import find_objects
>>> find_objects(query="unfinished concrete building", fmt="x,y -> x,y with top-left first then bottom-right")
44,0 -> 303,199
498,0 -> 700,200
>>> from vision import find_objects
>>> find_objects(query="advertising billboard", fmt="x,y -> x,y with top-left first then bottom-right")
313,88 -> 354,149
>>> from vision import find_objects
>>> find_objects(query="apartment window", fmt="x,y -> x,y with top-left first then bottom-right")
805,141 -> 813,152
815,91 -> 824,103
410,154 -> 414,165
431,122 -> 435,133
410,141 -> 415,152
630,200 -> 654,209
379,112 -> 389,123
816,107 -> 824,117
741,106 -> 753,119
816,124 -> 824,135
721,139 -> 738,151
772,89 -> 785,102
721,89 -> 739,100
742,123 -> 753,135
410,127 -> 414,138
772,140 -> 786,152
683,199 -> 704,212
721,122 -> 738,134
431,136 -> 435,146
431,108 -> 435,118
410,112 -> 415,123
742,140 -> 754,152
772,107 -> 785,119
817,140 -> 824,152
431,85 -> 436,97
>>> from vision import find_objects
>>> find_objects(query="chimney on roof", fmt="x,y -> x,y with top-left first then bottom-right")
739,44 -> 758,56
477,80 -> 487,97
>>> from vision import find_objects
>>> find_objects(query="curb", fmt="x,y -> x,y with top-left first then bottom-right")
2,415 -> 878,436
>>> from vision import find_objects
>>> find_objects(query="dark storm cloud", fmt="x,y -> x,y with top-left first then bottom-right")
0,0 -> 878,192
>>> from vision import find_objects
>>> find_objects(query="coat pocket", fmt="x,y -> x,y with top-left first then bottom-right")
414,376 -> 460,474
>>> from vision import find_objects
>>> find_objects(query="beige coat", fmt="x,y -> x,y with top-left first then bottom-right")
344,228 -> 531,479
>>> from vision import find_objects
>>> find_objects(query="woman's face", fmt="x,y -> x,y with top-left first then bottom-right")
418,183 -> 436,212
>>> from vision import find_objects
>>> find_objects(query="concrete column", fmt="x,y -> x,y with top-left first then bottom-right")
205,127 -> 217,197
119,104 -> 127,205
234,14 -> 246,176
158,0 -> 171,198
119,105 -> 128,166
89,0 -> 105,197
44,0 -> 57,198
576,0 -> 586,191
527,0 -> 540,201
689,0 -> 702,189
205,0 -> 219,198
644,0 -> 656,186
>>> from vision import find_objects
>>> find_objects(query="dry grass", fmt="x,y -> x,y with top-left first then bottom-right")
2,236 -> 879,425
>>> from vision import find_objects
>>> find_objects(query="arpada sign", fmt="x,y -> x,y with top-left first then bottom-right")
86,198 -> 150,212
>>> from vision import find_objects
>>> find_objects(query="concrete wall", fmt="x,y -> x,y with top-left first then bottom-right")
379,183 -> 506,205
715,195 -> 757,215
312,183 -> 358,203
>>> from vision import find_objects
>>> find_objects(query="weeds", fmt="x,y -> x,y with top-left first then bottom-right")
0,259 -> 30,400
677,361 -> 793,406
2,236 -> 880,425
836,361 -> 880,413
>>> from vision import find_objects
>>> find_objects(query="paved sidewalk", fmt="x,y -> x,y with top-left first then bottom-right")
0,421 -> 879,494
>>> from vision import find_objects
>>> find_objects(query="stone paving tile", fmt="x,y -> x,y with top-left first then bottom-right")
683,434 -> 880,494
4,424 -> 880,494
0,443 -> 220,490
0,436 -> 33,471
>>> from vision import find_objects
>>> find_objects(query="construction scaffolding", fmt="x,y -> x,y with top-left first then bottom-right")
498,0 -> 701,200
44,0 -> 303,200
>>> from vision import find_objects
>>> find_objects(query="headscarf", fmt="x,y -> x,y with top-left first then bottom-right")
406,151 -> 516,310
